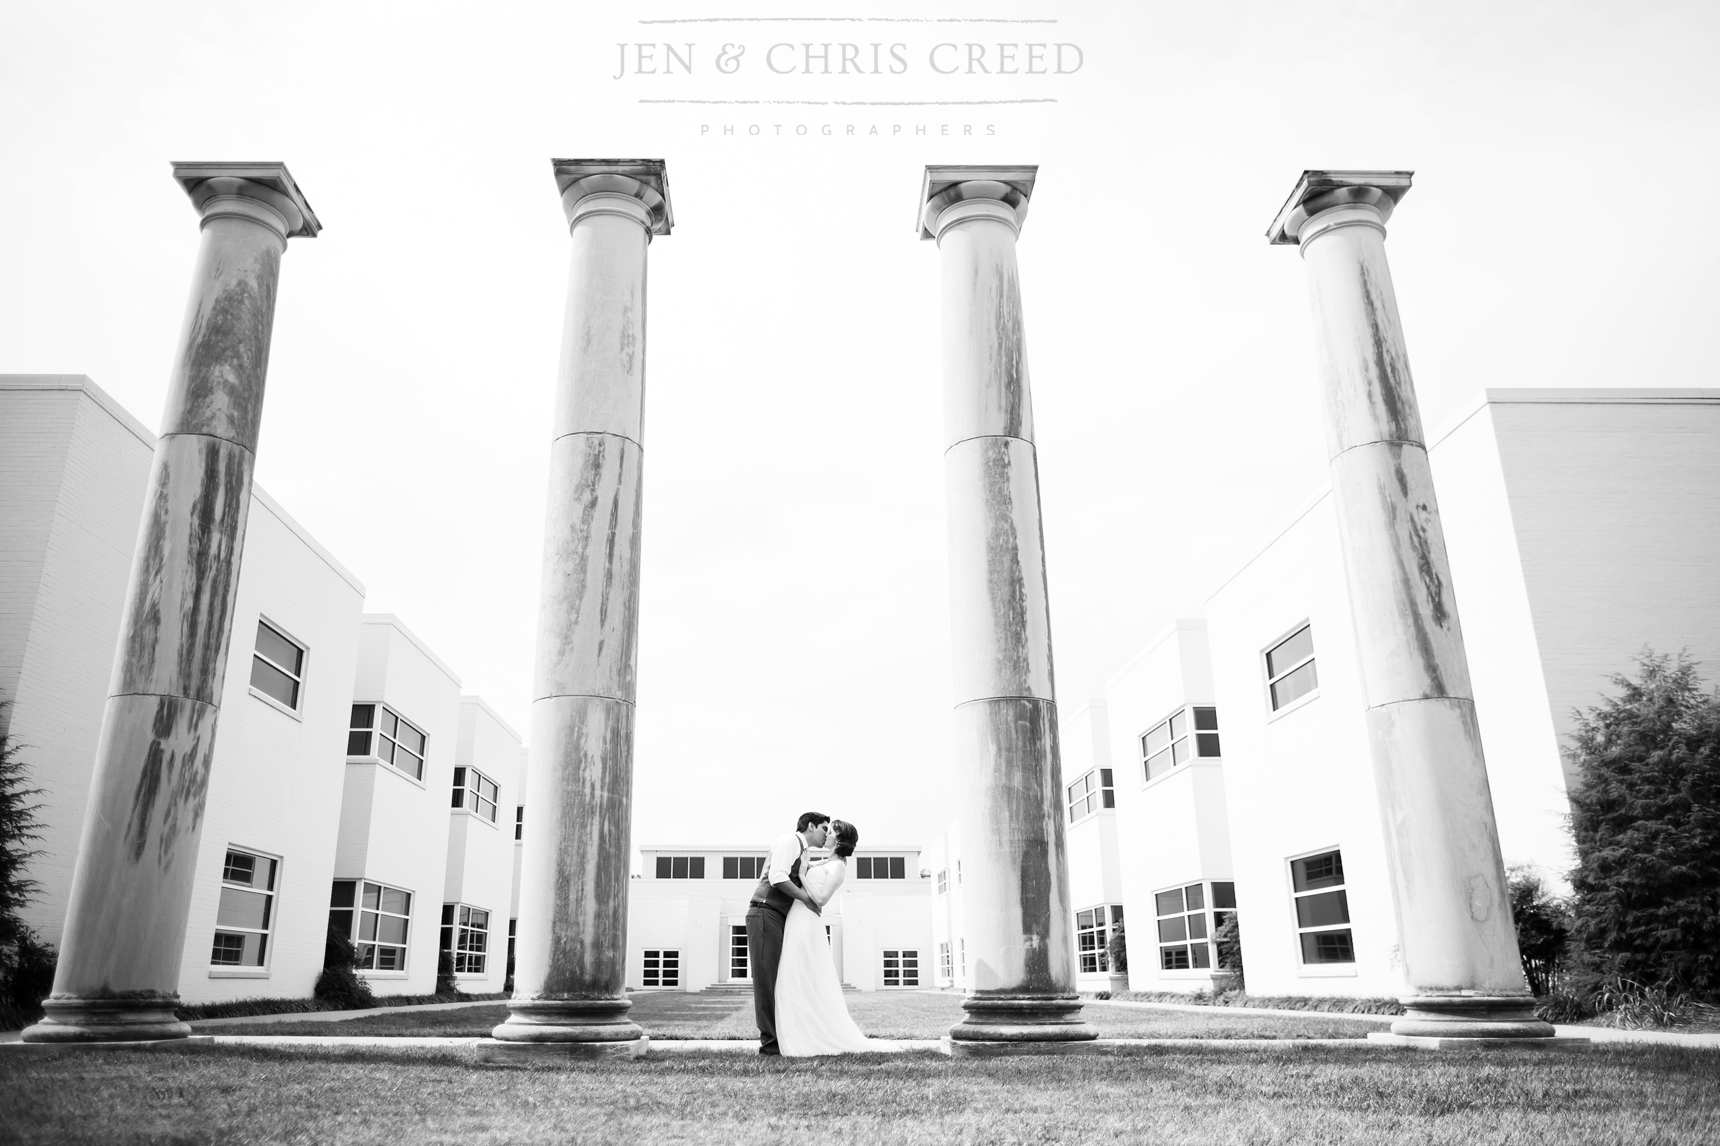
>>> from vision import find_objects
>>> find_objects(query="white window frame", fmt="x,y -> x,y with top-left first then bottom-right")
1139,706 -> 1222,787
1067,768 -> 1115,822
210,846 -> 279,976
721,855 -> 768,881
1289,848 -> 1356,971
330,878 -> 413,974
514,806 -> 524,841
347,703 -> 428,782
881,949 -> 919,988
1154,882 -> 1214,973
655,855 -> 706,879
728,924 -> 750,981
1076,904 -> 1123,974
642,948 -> 680,988
1263,622 -> 1320,717
936,869 -> 948,895
451,766 -> 499,823
248,618 -> 306,717
854,856 -> 907,880
440,903 -> 491,975
938,941 -> 953,983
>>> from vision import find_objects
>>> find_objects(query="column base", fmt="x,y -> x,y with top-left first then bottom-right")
476,1036 -> 649,1064
947,995 -> 1097,1045
488,997 -> 645,1045
1390,994 -> 1559,1039
939,1034 -> 1110,1058
21,996 -> 192,1043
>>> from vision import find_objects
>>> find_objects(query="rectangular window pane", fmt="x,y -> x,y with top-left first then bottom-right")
889,857 -> 905,880
1160,946 -> 1190,970
653,856 -> 668,879
856,858 -> 871,879
1184,884 -> 1205,911
222,851 -> 256,886
1270,660 -> 1319,709
1192,943 -> 1212,969
1193,706 -> 1218,731
1146,749 -> 1173,782
1212,882 -> 1236,910
210,933 -> 246,966
1143,723 -> 1170,755
671,856 -> 688,879
250,657 -> 298,708
1154,889 -> 1184,917
400,725 -> 426,754
1195,733 -> 1222,757
1157,916 -> 1188,943
362,882 -> 381,909
1293,851 -> 1345,892
350,704 -> 374,729
1266,626 -> 1315,679
377,915 -> 408,945
330,881 -> 356,909
1300,930 -> 1355,964
254,622 -> 303,674
382,710 -> 398,738
1169,710 -> 1187,741
723,857 -> 738,880
1295,890 -> 1350,929
381,887 -> 410,915
1172,739 -> 1190,765
1101,790 -> 1115,809
1188,913 -> 1209,940
347,730 -> 372,756
689,857 -> 705,879
216,887 -> 269,930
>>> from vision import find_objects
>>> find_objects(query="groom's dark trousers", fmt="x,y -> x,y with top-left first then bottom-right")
746,902 -> 787,1055
747,858 -> 802,1055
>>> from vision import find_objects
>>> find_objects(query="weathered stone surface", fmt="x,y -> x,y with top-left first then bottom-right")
944,437 -> 1053,703
553,213 -> 650,444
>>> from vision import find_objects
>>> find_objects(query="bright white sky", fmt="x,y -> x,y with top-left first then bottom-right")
3,1 -> 1717,853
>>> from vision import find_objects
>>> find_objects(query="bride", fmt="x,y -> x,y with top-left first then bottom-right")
774,820 -> 903,1056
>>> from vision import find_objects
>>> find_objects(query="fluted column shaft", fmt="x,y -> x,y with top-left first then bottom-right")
25,165 -> 317,1043
923,170 -> 1093,1048
1276,174 -> 1552,1039
489,162 -> 669,1057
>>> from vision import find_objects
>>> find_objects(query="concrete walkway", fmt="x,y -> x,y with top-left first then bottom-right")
187,998 -> 505,1029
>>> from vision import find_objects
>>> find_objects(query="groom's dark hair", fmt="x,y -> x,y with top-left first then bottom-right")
796,811 -> 830,832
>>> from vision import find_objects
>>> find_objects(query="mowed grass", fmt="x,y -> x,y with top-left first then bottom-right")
3,1042 -> 1717,1145
193,991 -> 1386,1040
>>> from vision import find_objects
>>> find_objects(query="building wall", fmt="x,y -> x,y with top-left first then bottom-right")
175,490 -> 366,1004
443,696 -> 525,992
1,378 -> 154,947
334,617 -> 461,996
1060,701 -> 1125,992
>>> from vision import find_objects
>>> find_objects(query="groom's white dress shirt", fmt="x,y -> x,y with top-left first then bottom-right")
766,830 -> 809,889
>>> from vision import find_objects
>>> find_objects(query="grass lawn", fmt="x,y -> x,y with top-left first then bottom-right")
194,991 -> 1385,1040
3,1041 -> 1717,1145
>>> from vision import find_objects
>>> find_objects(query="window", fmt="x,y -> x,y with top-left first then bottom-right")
348,704 -> 427,781
440,904 -> 490,974
1266,625 -> 1319,711
1212,881 -> 1237,936
515,806 -> 524,841
881,950 -> 919,987
655,855 -> 706,879
730,925 -> 750,980
1291,850 -> 1354,964
451,766 -> 499,822
211,848 -> 277,968
329,880 -> 412,971
854,856 -> 907,880
507,919 -> 516,971
722,856 -> 768,880
959,938 -> 965,976
1140,707 -> 1221,784
643,949 -> 680,987
250,621 -> 304,711
1076,905 -> 1124,973
1067,769 -> 1115,822
1155,883 -> 1212,970
956,860 -> 962,885
936,869 -> 948,894
939,941 -> 953,982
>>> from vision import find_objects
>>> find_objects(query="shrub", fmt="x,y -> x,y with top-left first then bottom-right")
1507,866 -> 1571,996
313,932 -> 374,1011
0,703 -> 52,1030
0,929 -> 55,1031
436,949 -> 459,996
1566,651 -> 1720,999
1106,921 -> 1127,974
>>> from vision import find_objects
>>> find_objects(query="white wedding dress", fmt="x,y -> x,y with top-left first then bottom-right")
775,857 -> 903,1056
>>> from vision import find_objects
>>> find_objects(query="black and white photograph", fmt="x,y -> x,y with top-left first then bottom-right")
2,1 -> 1718,1142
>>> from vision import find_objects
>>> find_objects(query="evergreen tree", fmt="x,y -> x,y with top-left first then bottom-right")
1506,866 -> 1570,996
1567,652 -> 1720,999
0,704 -> 45,953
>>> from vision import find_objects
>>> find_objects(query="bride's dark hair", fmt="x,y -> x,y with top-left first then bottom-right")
831,820 -> 859,859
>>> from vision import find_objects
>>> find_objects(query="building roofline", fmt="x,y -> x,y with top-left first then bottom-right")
361,613 -> 463,687
1102,618 -> 1208,693
459,694 -> 523,743
251,486 -> 367,597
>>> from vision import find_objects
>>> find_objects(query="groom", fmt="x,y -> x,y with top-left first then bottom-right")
747,811 -> 831,1056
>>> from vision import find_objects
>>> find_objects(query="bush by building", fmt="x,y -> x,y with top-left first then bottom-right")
0,704 -> 55,1030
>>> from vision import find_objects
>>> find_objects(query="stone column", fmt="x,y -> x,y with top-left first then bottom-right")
920,166 -> 1095,1055
481,160 -> 670,1063
1268,171 -> 1559,1044
23,163 -> 318,1043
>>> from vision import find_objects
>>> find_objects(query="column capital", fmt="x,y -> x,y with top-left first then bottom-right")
919,165 -> 1037,242
1266,169 -> 1412,246
171,161 -> 321,239
553,159 -> 673,236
